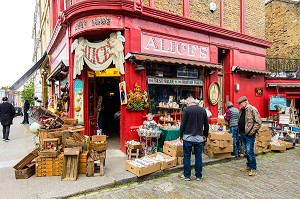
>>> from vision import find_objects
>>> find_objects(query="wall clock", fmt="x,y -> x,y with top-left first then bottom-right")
208,82 -> 220,105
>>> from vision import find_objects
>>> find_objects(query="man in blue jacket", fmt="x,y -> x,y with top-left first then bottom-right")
179,97 -> 209,181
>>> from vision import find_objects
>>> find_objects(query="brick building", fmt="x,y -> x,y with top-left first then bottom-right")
265,0 -> 300,118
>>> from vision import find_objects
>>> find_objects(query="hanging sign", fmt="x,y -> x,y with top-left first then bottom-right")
71,31 -> 125,79
74,80 -> 84,124
269,94 -> 286,111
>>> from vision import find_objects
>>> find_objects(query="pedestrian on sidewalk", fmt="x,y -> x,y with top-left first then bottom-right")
179,97 -> 209,181
21,99 -> 30,124
224,101 -> 240,157
0,97 -> 15,142
237,96 -> 261,176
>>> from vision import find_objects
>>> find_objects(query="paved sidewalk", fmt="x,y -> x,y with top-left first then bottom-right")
0,117 -> 238,199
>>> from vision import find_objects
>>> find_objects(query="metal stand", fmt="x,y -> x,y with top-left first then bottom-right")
139,135 -> 159,155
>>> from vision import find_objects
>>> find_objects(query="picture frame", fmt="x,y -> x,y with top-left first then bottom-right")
255,87 -> 263,96
119,81 -> 127,105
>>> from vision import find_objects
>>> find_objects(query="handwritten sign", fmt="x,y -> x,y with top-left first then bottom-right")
269,94 -> 286,111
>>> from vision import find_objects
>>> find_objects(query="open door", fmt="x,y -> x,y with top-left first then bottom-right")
87,71 -> 97,136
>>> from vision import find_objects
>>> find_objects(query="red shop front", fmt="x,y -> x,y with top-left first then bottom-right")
48,1 -> 271,153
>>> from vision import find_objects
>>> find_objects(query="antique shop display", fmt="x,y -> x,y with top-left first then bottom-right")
30,106 -> 64,129
137,113 -> 161,155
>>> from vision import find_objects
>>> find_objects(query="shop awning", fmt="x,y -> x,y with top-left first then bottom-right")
267,83 -> 300,88
47,60 -> 69,82
126,53 -> 222,69
232,66 -> 271,75
10,52 -> 48,91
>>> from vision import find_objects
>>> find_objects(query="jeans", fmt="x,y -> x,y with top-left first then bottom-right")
2,125 -> 10,140
240,132 -> 256,171
183,140 -> 203,178
230,126 -> 240,155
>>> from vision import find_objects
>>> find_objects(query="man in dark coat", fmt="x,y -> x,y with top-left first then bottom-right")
0,97 -> 15,141
178,97 -> 209,181
21,99 -> 30,124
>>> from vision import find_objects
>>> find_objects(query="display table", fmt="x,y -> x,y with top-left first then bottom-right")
158,129 -> 180,152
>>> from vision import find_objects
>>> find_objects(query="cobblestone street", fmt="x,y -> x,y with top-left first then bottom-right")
72,147 -> 300,199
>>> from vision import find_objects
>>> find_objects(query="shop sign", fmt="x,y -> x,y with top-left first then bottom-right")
71,15 -> 123,36
71,31 -> 125,78
269,94 -> 286,111
147,77 -> 203,86
141,32 -> 210,62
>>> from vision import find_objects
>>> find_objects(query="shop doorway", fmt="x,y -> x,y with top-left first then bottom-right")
88,72 -> 121,149
96,77 -> 120,138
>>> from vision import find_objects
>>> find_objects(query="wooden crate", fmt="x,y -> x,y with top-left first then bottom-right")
61,148 -> 80,181
15,163 -> 35,179
90,142 -> 107,152
63,118 -> 78,126
14,148 -> 39,170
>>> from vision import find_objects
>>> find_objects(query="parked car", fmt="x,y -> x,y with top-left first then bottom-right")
15,107 -> 23,117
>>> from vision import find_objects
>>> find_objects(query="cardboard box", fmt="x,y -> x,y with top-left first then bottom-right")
269,144 -> 286,151
163,145 -> 183,157
125,160 -> 161,177
164,140 -> 183,151
256,141 -> 271,148
204,149 -> 231,158
177,157 -> 183,165
259,125 -> 269,132
210,145 -> 233,154
277,140 -> 293,149
92,135 -> 107,142
257,130 -> 272,137
217,118 -> 228,126
146,152 -> 177,170
257,135 -> 272,142
208,132 -> 233,141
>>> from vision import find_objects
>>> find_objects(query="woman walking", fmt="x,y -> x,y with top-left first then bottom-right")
0,97 -> 15,142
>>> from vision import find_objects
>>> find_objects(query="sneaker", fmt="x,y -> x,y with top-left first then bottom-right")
178,174 -> 190,181
240,167 -> 250,171
196,177 -> 204,181
6,138 -> 10,141
248,170 -> 257,176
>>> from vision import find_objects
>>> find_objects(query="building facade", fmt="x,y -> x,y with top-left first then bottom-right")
265,0 -> 300,117
43,0 -> 271,152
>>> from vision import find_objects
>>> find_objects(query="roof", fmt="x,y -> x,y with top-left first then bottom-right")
10,52 -> 48,91
232,66 -> 271,75
126,53 -> 222,69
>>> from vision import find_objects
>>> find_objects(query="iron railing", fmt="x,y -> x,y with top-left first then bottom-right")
266,58 -> 300,78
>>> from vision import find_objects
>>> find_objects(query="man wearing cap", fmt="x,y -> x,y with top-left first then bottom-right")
178,97 -> 209,181
237,96 -> 261,176
224,101 -> 240,157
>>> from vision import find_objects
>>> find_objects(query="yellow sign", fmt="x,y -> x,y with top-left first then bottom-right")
95,68 -> 120,77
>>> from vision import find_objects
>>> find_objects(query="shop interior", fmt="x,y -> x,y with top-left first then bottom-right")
94,77 -> 120,148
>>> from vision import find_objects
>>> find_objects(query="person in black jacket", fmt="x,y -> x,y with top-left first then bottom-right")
21,100 -> 30,124
178,97 -> 209,181
0,97 -> 15,142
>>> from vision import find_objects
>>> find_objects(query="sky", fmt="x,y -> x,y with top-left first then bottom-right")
0,1 -> 36,88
